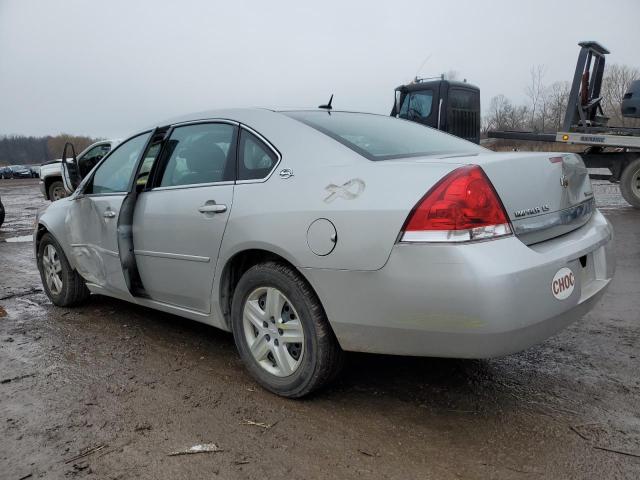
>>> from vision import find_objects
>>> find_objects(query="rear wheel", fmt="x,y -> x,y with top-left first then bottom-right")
231,261 -> 343,398
37,233 -> 90,306
48,180 -> 67,202
620,157 -> 640,208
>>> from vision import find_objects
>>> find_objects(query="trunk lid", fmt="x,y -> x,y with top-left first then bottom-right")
408,151 -> 595,245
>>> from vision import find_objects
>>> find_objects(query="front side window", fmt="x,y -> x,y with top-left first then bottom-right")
159,123 -> 235,187
399,91 -> 433,120
238,130 -> 278,180
285,111 -> 484,161
86,133 -> 150,194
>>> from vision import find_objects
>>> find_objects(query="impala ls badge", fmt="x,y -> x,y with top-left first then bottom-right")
514,204 -> 550,218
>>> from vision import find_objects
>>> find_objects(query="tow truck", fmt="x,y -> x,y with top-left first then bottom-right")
489,41 -> 640,208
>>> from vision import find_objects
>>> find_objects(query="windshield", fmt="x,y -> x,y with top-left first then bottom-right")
284,111 -> 484,160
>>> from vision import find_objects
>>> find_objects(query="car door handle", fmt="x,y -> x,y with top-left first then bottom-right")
198,203 -> 227,214
103,209 -> 116,218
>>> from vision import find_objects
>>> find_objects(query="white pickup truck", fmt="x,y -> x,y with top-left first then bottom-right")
39,140 -> 117,201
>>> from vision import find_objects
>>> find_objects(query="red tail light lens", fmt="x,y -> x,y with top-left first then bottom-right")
401,165 -> 512,242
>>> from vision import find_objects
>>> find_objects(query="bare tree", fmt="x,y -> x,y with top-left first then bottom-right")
544,81 -> 571,131
485,95 -> 512,131
525,65 -> 545,131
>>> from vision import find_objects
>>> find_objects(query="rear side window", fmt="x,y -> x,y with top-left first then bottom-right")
159,123 -> 236,187
238,129 -> 278,180
87,133 -> 150,194
284,111 -> 484,161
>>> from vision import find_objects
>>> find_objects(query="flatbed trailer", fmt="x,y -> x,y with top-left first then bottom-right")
489,42 -> 640,208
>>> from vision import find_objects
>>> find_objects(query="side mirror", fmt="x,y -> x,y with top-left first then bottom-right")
61,142 -> 81,194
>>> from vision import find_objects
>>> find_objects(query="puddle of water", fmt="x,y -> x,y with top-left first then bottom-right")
4,235 -> 33,243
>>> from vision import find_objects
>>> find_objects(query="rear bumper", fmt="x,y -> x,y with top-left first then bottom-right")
303,210 -> 614,358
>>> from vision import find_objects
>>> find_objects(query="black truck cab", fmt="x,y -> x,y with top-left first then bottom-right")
391,79 -> 481,144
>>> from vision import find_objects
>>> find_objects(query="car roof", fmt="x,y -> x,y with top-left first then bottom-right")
154,107 -> 387,128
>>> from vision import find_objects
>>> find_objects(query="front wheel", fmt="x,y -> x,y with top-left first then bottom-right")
37,233 -> 90,306
620,157 -> 640,208
231,261 -> 343,398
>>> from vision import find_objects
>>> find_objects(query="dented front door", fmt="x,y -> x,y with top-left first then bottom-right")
66,194 -> 129,293
65,132 -> 152,295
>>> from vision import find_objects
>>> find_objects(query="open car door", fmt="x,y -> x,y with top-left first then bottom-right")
61,142 -> 82,195
64,132 -> 158,296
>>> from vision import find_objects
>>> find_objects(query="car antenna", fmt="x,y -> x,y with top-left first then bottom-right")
319,94 -> 333,110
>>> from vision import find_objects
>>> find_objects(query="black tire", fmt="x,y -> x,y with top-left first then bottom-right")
0,200 -> 4,228
48,180 -> 67,202
37,232 -> 90,307
231,261 -> 343,398
620,157 -> 640,209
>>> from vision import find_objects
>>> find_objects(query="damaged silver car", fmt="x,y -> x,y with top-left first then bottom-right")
35,108 -> 614,397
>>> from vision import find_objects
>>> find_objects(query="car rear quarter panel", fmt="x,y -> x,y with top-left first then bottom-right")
219,158 -> 459,272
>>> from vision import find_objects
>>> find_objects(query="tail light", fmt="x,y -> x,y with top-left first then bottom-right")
400,165 -> 512,243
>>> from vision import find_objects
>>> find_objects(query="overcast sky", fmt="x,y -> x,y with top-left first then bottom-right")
1,0 -> 638,138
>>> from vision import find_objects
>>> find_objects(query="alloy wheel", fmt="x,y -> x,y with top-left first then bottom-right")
242,287 -> 305,377
42,244 -> 63,295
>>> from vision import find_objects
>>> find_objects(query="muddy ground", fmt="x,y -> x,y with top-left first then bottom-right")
0,178 -> 639,479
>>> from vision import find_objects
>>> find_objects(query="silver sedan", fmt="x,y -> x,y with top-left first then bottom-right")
35,109 -> 614,397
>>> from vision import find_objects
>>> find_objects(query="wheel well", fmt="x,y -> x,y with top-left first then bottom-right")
219,249 -> 311,329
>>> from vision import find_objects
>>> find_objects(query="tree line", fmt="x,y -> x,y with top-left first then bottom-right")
483,63 -> 640,134
0,134 -> 99,166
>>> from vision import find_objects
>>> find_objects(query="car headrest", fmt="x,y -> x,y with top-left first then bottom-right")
181,135 -> 227,173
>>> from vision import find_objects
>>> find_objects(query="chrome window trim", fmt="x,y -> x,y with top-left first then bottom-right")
236,124 -> 282,184
170,118 -> 240,128
150,180 -> 234,192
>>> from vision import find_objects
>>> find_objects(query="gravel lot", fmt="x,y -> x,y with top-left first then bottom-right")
1,178 -> 639,479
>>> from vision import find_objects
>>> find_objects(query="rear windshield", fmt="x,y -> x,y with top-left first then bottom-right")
284,111 -> 484,160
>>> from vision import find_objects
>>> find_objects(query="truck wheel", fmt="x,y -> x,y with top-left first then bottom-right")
37,233 -> 90,306
620,157 -> 640,208
48,180 -> 67,202
0,201 -> 4,228
231,261 -> 344,398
